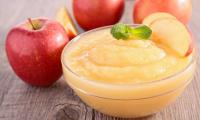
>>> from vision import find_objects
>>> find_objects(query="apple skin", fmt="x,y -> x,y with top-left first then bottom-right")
73,0 -> 125,30
185,31 -> 194,57
6,18 -> 69,87
133,0 -> 192,24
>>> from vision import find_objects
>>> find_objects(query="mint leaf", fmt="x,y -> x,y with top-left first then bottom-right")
130,25 -> 152,40
110,23 -> 131,40
111,23 -> 152,40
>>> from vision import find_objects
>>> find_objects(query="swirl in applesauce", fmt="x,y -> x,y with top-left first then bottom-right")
65,28 -> 192,84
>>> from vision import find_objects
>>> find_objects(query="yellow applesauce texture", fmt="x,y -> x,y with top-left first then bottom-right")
65,28 -> 192,84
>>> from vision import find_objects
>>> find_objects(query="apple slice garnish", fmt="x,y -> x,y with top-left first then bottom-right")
185,31 -> 194,56
149,18 -> 192,57
56,7 -> 78,40
143,12 -> 177,26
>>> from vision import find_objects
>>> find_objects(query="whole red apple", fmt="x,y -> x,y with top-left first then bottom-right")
6,18 -> 69,87
133,0 -> 192,24
73,0 -> 125,30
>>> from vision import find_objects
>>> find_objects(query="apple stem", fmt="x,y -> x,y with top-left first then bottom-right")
28,18 -> 36,30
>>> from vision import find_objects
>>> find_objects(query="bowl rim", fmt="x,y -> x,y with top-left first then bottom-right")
66,77 -> 192,100
61,24 -> 196,88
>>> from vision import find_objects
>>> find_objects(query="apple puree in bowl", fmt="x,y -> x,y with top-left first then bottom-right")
65,28 -> 191,84
62,16 -> 195,117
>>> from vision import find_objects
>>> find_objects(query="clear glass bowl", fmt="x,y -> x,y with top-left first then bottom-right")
61,25 -> 196,118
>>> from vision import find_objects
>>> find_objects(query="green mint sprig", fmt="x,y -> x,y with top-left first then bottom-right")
111,23 -> 152,40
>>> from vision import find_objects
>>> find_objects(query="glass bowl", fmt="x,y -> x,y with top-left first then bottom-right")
61,25 -> 196,118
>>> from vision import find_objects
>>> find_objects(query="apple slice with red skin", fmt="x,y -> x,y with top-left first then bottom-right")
185,31 -> 194,57
149,18 -> 193,57
56,7 -> 78,40
142,12 -> 193,57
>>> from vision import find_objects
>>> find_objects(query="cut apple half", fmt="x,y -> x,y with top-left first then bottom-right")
149,18 -> 192,57
143,12 -> 177,26
56,7 -> 78,40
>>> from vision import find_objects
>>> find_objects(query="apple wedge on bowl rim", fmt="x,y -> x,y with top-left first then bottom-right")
143,13 -> 193,57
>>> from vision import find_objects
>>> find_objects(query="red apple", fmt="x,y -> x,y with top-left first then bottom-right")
73,0 -> 125,30
133,0 -> 192,24
6,18 -> 69,87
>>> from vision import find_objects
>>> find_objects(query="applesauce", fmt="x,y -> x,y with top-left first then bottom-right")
61,25 -> 195,118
